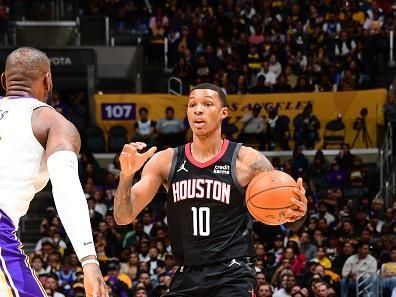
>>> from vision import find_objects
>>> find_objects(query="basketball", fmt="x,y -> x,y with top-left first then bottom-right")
246,170 -> 300,225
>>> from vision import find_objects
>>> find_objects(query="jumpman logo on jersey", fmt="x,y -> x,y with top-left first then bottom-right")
177,160 -> 188,172
228,258 -> 241,267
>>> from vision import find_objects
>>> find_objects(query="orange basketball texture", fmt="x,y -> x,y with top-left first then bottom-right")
246,170 -> 300,225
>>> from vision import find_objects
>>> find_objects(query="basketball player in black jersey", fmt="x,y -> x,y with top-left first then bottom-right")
114,83 -> 307,297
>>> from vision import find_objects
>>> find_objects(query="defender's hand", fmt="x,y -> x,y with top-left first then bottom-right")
119,142 -> 157,177
285,178 -> 307,222
83,263 -> 109,297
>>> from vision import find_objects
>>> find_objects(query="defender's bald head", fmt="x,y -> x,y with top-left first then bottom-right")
5,47 -> 50,80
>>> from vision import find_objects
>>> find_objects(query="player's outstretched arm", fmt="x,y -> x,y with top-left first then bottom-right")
32,107 -> 108,297
114,143 -> 172,225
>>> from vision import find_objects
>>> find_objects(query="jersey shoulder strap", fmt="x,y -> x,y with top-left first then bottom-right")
230,142 -> 245,193
167,145 -> 183,184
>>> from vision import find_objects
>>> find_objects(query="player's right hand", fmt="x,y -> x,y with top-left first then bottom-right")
119,142 -> 157,177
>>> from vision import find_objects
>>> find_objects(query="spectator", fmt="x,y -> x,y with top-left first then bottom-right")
156,106 -> 185,149
290,146 -> 309,178
237,103 -> 266,148
256,61 -> 277,87
132,107 -> 156,146
312,202 -> 336,226
105,259 -> 132,297
326,161 -> 348,188
293,76 -> 314,92
273,74 -> 292,93
44,274 -> 65,297
322,12 -> 341,39
280,246 -> 306,277
0,0 -> 9,45
31,254 -> 47,277
381,245 -> 396,294
269,54 -> 282,78
299,232 -> 317,261
194,55 -> 212,83
335,143 -> 355,171
315,246 -> 332,269
274,273 -> 297,297
250,75 -> 271,93
293,104 -> 320,149
307,151 -> 328,196
266,107 -> 290,150
137,272 -> 154,297
56,258 -> 76,295
340,242 -> 378,297
334,31 -> 356,59
284,65 -> 298,89
257,284 -> 273,297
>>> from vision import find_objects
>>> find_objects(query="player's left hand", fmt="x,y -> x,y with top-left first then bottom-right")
83,263 -> 109,297
285,178 -> 307,222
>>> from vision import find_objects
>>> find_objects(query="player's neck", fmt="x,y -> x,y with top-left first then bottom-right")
191,134 -> 224,163
6,88 -> 35,99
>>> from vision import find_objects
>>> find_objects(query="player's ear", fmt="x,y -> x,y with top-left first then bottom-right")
220,106 -> 229,120
1,73 -> 6,91
44,72 -> 52,92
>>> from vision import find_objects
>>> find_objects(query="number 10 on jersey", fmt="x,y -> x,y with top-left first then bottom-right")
191,207 -> 210,236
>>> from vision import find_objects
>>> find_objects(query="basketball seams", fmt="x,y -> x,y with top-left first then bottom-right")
247,185 -> 299,203
247,200 -> 280,225
249,203 -> 295,210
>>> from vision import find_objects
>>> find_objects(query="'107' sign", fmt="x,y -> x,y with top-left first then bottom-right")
101,103 -> 136,120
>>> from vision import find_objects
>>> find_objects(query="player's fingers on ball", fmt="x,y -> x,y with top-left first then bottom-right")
290,197 -> 304,209
292,188 -> 304,200
287,208 -> 301,217
297,178 -> 306,194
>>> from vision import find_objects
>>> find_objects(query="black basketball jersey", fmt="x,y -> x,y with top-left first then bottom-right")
167,139 -> 253,266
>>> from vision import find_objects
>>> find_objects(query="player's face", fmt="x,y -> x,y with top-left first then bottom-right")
187,89 -> 228,137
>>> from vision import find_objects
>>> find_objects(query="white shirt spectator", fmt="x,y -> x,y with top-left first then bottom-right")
335,40 -> 356,56
312,212 -> 335,225
269,61 -> 282,78
144,223 -> 154,236
366,7 -> 384,23
256,72 -> 277,86
342,254 -> 377,278
322,21 -> 341,36
241,114 -> 266,134
273,288 -> 291,297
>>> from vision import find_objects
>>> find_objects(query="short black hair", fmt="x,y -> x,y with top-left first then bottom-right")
190,83 -> 227,107
139,107 -> 148,114
165,106 -> 174,113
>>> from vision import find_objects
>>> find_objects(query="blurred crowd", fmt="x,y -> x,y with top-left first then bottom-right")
78,0 -> 396,94
28,140 -> 396,297
1,0 -> 395,93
